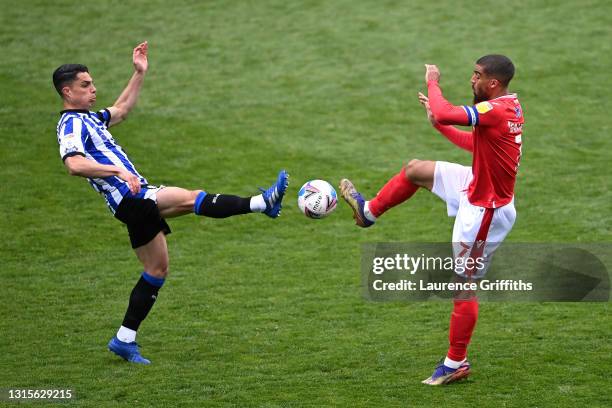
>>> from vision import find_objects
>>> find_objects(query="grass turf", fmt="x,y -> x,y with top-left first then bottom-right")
1,0 -> 611,406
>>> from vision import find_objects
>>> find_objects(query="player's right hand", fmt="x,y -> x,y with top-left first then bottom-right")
118,169 -> 141,194
424,64 -> 440,83
133,41 -> 148,73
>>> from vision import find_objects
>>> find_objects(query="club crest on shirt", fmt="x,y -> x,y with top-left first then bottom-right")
476,102 -> 494,114
515,106 -> 522,118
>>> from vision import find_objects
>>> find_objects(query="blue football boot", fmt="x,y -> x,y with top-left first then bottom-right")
108,336 -> 151,365
260,170 -> 289,218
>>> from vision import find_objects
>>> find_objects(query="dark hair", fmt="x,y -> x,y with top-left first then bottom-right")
476,55 -> 514,86
52,64 -> 89,97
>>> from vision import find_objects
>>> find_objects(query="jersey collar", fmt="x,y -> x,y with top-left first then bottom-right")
490,93 -> 517,101
60,109 -> 90,115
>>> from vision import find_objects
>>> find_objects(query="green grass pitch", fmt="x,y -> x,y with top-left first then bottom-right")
1,0 -> 611,406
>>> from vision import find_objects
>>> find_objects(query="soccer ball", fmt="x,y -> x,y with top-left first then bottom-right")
297,180 -> 338,219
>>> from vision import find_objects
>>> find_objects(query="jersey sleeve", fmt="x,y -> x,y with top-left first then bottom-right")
58,116 -> 86,162
96,108 -> 111,127
427,81 -> 504,127
433,123 -> 473,152
427,81 -> 471,126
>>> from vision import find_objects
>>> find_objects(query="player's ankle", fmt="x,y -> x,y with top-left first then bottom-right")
444,356 -> 465,369
364,201 -> 378,222
249,194 -> 266,212
116,326 -> 137,343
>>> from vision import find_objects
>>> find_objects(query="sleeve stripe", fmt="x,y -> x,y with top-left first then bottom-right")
61,151 -> 86,162
462,105 -> 480,126
63,117 -> 74,135
73,117 -> 83,142
95,109 -> 111,127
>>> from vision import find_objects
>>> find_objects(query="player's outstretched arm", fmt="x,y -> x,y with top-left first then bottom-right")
424,64 -> 472,127
418,92 -> 473,152
107,41 -> 149,127
64,155 -> 141,194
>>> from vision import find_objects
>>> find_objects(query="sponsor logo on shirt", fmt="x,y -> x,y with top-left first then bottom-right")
508,121 -> 523,133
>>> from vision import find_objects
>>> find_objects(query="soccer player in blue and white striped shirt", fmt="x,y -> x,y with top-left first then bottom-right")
53,42 -> 288,364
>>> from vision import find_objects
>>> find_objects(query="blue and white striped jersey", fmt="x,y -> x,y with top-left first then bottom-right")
57,109 -> 148,213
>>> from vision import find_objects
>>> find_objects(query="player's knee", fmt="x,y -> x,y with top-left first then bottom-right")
147,258 -> 169,278
159,257 -> 169,277
405,159 -> 422,181
151,264 -> 169,278
188,190 -> 204,211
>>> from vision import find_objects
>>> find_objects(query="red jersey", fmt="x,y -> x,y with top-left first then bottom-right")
427,80 -> 524,208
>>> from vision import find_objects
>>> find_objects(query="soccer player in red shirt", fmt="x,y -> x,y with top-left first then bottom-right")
340,55 -> 524,385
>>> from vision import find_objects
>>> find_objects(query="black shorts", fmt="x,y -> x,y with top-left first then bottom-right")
114,197 -> 171,249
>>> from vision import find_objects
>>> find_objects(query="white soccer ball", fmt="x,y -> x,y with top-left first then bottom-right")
297,179 -> 338,219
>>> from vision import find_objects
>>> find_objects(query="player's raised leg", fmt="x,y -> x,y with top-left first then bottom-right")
156,170 -> 289,219
109,232 -> 169,364
339,160 -> 434,227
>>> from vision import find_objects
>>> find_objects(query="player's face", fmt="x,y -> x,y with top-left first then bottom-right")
63,72 -> 97,109
471,65 -> 491,104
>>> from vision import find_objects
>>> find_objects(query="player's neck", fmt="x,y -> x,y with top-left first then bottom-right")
488,88 -> 510,100
63,101 -> 91,111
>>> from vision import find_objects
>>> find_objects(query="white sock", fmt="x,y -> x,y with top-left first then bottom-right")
363,201 -> 377,222
117,326 -> 137,343
444,356 -> 465,369
250,194 -> 267,212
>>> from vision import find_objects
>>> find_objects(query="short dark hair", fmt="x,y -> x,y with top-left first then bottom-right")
476,55 -> 515,86
52,64 -> 89,97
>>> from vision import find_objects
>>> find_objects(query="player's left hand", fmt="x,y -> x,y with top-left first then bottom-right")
424,64 -> 440,82
133,41 -> 148,73
418,92 -> 438,126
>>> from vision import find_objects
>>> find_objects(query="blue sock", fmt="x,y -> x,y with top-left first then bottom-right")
141,271 -> 165,288
194,191 -> 207,215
